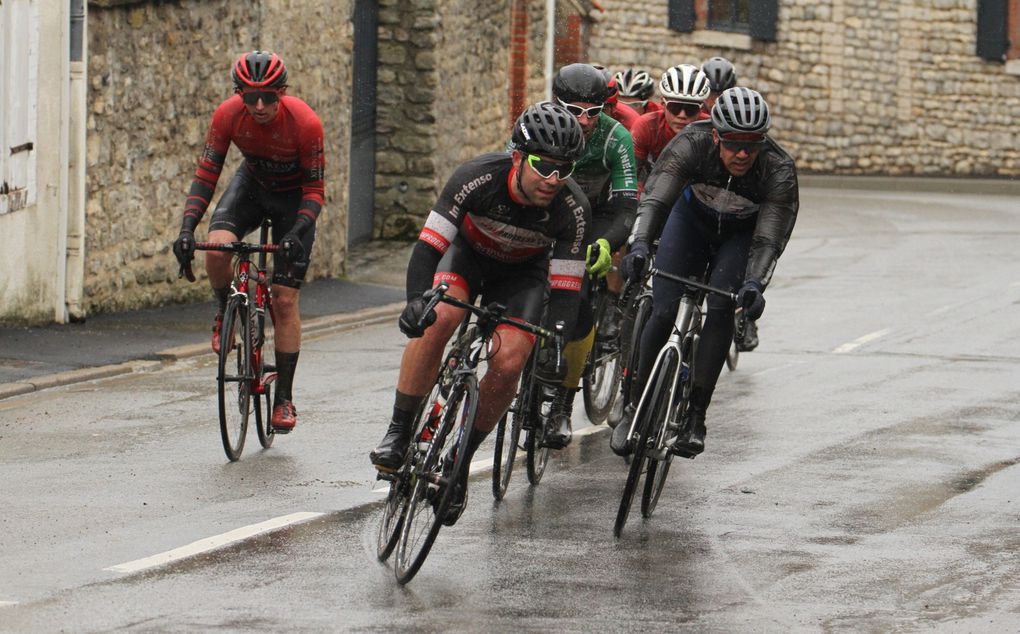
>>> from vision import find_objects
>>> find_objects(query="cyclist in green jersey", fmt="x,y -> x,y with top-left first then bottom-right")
543,63 -> 638,447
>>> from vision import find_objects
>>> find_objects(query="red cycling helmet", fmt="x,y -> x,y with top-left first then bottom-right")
231,51 -> 288,91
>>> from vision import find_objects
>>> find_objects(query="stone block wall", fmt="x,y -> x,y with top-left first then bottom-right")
85,0 -> 352,314
587,0 -> 1020,176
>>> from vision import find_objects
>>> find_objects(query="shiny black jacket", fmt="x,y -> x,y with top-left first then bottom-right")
630,121 -> 799,288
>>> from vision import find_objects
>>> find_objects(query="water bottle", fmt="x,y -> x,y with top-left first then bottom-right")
418,394 -> 445,450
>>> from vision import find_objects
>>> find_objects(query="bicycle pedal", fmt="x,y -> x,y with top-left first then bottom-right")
271,426 -> 292,435
376,471 -> 399,483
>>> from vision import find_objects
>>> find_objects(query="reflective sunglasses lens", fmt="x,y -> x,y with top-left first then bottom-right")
528,155 -> 574,179
565,103 -> 602,118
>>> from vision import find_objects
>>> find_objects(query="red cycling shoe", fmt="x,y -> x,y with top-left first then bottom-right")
271,400 -> 298,433
211,314 -> 224,354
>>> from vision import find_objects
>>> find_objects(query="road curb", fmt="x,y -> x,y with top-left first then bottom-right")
0,303 -> 404,402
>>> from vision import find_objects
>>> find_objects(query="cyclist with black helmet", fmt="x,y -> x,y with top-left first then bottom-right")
172,50 -> 325,433
631,64 -> 712,186
370,102 -> 590,524
613,68 -> 661,117
532,63 -> 638,448
701,56 -> 738,113
612,87 -> 799,458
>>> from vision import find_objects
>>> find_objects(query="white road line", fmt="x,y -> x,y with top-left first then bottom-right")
0,601 -> 18,607
832,328 -> 892,354
370,425 -> 610,493
103,512 -> 323,574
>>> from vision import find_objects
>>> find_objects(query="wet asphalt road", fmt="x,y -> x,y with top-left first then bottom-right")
3,185 -> 1020,632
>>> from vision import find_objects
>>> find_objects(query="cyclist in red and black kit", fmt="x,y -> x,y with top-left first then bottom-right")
370,102 -> 590,524
172,51 -> 325,433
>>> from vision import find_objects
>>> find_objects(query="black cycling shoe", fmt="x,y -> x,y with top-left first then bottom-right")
369,419 -> 412,473
671,409 -> 706,457
610,404 -> 635,456
543,387 -> 574,449
442,472 -> 469,526
735,319 -> 760,352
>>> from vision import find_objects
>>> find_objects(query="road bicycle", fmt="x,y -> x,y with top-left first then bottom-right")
375,283 -> 554,584
613,269 -> 736,538
181,218 -> 278,461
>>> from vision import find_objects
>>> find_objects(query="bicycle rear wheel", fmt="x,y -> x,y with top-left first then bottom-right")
394,376 -> 478,584
621,293 -> 654,410
254,378 -> 275,448
582,294 -> 621,425
641,349 -> 680,518
217,298 -> 253,461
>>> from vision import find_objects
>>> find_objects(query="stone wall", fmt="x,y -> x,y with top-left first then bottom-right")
85,0 -> 352,314
587,0 -> 1020,176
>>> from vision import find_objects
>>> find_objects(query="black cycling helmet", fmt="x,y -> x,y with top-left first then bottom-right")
553,63 -> 611,105
232,50 -> 288,91
711,87 -> 771,135
511,101 -> 586,162
613,68 -> 656,100
701,57 -> 737,93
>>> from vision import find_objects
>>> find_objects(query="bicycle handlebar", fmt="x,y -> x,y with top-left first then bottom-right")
421,283 -> 555,340
650,268 -> 739,303
177,241 -> 281,283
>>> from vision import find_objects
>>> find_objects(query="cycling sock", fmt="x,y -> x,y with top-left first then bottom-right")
393,390 -> 424,427
213,287 -> 230,315
562,325 -> 595,389
274,350 -> 300,404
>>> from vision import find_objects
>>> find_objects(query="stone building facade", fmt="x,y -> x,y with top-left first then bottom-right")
85,0 -> 354,314
587,0 -> 1020,176
5,0 -> 1015,323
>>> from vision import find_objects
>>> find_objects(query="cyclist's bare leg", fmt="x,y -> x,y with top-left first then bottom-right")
396,286 -> 469,397
474,327 -> 533,434
271,284 -> 301,352
205,229 -> 239,292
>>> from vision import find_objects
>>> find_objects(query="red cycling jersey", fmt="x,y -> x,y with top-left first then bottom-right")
608,101 -> 641,132
183,94 -> 325,230
631,109 -> 711,183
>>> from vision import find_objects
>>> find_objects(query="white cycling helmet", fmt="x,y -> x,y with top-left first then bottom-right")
613,68 -> 656,100
711,87 -> 771,135
659,64 -> 711,103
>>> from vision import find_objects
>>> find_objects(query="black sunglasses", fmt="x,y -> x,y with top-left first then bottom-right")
240,90 -> 281,106
720,139 -> 766,153
664,101 -> 702,117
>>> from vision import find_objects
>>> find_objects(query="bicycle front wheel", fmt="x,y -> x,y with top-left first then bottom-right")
394,376 -> 478,585
217,298 -> 253,461
641,350 -> 680,518
525,382 -> 551,485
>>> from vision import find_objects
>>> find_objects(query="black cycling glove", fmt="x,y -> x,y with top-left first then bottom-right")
173,230 -> 195,268
737,281 -> 766,320
621,240 -> 649,282
398,295 -> 437,338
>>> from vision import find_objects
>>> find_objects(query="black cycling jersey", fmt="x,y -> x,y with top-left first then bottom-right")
631,120 -> 799,288
406,152 -> 591,337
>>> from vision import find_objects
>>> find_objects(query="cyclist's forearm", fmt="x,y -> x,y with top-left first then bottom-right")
405,240 -> 443,300
599,195 -> 637,251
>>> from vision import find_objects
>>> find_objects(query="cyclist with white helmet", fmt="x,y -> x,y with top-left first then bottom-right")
631,64 -> 711,186
612,87 -> 799,458
613,68 -> 661,117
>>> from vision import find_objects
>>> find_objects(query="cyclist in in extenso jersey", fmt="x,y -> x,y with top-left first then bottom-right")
613,87 -> 798,458
543,63 -> 638,447
172,51 -> 325,432
370,102 -> 590,525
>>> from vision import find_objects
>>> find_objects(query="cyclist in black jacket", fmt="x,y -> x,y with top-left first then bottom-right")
613,87 -> 799,457
369,102 -> 590,522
